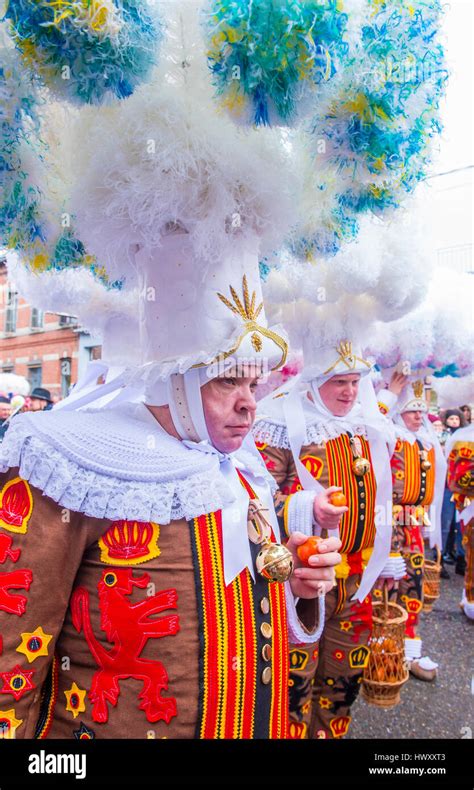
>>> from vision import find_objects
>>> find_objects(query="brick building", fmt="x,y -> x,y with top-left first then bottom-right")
0,259 -> 100,399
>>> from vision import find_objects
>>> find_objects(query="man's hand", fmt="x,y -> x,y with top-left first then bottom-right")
313,486 -> 348,531
374,576 -> 397,592
388,371 -> 408,396
287,532 -> 342,599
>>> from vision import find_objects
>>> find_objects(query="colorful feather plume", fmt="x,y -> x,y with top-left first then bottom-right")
203,0 -> 349,126
2,0 -> 161,104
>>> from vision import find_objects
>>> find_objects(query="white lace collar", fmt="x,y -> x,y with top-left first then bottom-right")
0,403 -> 241,523
254,387 -> 368,449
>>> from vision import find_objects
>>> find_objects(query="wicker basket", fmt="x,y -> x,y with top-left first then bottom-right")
362,591 -> 409,709
423,550 -> 441,612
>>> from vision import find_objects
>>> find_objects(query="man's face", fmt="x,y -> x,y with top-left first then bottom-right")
0,404 -> 10,420
446,414 -> 460,428
29,398 -> 46,412
318,373 -> 361,417
402,410 -> 423,432
201,369 -> 259,454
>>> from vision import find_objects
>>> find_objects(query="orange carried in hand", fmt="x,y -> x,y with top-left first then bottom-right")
296,536 -> 323,566
329,491 -> 347,508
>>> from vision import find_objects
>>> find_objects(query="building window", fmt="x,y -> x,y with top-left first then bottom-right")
30,308 -> 44,330
5,286 -> 18,333
28,366 -> 42,390
60,357 -> 72,398
89,346 -> 102,361
2,366 -> 14,374
58,314 -> 77,327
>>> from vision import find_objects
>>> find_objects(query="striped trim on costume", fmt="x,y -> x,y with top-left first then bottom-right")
325,434 -> 376,554
35,654 -> 59,739
189,474 -> 289,739
398,442 -> 435,506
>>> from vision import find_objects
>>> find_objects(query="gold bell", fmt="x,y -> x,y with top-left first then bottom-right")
256,541 -> 294,583
352,457 -> 371,476
421,458 -> 432,471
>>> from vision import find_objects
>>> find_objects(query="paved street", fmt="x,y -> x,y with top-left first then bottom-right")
349,572 -> 474,739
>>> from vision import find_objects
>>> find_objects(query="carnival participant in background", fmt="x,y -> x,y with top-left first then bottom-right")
445,423 -> 474,621
376,376 -> 446,681
254,339 -> 397,739
0,396 -> 11,441
27,387 -> 54,412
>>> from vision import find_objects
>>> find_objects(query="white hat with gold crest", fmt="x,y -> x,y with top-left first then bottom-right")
398,379 -> 428,413
133,226 -> 288,392
300,339 -> 372,385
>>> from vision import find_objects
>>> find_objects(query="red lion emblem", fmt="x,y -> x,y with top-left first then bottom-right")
71,568 -> 180,725
0,533 -> 33,616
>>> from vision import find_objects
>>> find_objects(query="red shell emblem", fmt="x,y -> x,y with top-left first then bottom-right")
301,455 -> 324,480
330,716 -> 351,738
406,598 -> 422,614
288,721 -> 307,739
0,478 -> 33,534
98,521 -> 161,566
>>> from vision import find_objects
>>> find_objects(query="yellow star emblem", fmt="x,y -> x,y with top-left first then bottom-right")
17,627 -> 53,663
64,682 -> 87,719
340,620 -> 352,631
0,708 -> 23,739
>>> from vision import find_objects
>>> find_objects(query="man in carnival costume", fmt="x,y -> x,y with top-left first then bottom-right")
376,375 -> 447,681
445,422 -> 474,621
0,227 -> 342,739
253,338 -> 398,739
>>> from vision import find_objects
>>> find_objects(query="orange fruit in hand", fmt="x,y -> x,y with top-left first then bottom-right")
329,491 -> 347,507
296,536 -> 323,566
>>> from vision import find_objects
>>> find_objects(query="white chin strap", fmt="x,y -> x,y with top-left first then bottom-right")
146,368 -> 212,444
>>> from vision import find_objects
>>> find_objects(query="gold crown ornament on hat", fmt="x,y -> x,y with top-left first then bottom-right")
209,275 -> 288,371
323,341 -> 371,376
399,377 -> 428,414
412,380 -> 424,399
247,498 -> 294,583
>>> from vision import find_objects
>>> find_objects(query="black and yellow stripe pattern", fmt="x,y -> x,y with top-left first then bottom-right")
189,504 -> 289,739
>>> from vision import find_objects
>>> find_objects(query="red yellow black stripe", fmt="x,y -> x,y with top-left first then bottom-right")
34,655 -> 58,739
269,580 -> 289,738
399,441 -> 435,506
189,472 -> 289,739
325,435 -> 376,554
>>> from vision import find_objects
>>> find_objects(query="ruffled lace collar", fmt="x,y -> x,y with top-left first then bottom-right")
254,388 -> 368,449
0,403 -> 246,523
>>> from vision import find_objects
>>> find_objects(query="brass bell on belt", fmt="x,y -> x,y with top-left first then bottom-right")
256,541 -> 294,583
420,451 -> 432,471
352,457 -> 371,476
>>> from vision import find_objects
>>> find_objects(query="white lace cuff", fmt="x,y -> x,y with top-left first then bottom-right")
378,553 -> 407,580
285,584 -> 325,644
377,389 -> 398,415
286,490 -> 315,536
405,637 -> 422,659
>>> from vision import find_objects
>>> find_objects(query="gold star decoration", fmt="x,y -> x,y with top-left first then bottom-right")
340,620 -> 352,631
17,627 -> 53,663
0,708 -> 23,739
318,696 -> 332,709
64,682 -> 87,719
